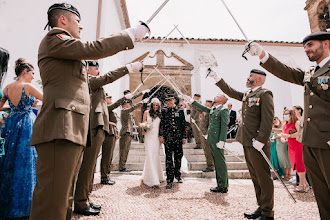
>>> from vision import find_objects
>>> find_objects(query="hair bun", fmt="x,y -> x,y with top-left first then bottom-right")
15,58 -> 26,68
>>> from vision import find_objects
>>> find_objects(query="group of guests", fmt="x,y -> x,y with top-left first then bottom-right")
0,2 -> 329,220
270,105 -> 310,193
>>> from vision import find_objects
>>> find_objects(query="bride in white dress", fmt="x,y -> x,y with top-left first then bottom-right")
141,98 -> 165,187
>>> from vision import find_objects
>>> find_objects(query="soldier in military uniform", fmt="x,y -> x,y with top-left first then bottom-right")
200,100 -> 215,172
119,97 -> 149,172
208,69 -> 274,220
184,94 -> 229,193
29,3 -> 150,220
159,95 -> 187,189
190,94 -> 202,149
248,32 -> 330,220
74,61 -> 143,216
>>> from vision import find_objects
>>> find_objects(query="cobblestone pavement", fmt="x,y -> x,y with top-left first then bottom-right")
72,174 -> 319,220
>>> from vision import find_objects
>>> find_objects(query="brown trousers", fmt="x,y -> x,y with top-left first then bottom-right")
243,145 -> 274,217
191,121 -> 202,146
30,140 -> 84,220
119,133 -> 132,170
200,136 -> 214,169
101,134 -> 117,181
303,146 -> 330,220
74,128 -> 105,210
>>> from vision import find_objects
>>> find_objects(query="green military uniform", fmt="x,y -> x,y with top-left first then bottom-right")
29,26 -> 134,220
216,79 -> 274,218
101,96 -> 126,181
74,66 -> 130,211
199,111 -> 215,170
192,101 -> 229,187
119,102 -> 143,170
261,54 -> 330,219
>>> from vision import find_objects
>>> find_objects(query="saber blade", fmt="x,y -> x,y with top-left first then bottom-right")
146,0 -> 170,24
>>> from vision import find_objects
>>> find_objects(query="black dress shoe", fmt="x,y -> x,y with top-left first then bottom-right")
101,179 -> 116,185
202,168 -> 214,172
210,186 -> 228,193
166,182 -> 173,189
193,145 -> 202,149
176,177 -> 183,183
257,214 -> 274,220
74,206 -> 100,216
119,168 -> 131,172
89,203 -> 101,210
244,210 -> 261,219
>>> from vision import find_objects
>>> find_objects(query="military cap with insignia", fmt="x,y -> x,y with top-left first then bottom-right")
194,93 -> 201,97
44,3 -> 81,30
87,61 -> 99,67
165,94 -> 175,101
303,32 -> 330,45
250,69 -> 266,76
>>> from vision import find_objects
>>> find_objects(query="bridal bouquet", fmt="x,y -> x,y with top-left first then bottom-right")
139,122 -> 153,132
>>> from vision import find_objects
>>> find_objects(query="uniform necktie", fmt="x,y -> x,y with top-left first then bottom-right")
315,65 -> 320,72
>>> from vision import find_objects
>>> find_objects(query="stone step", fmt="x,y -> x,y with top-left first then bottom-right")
110,170 -> 251,179
111,154 -> 245,163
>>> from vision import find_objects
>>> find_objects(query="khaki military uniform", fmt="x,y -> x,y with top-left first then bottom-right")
101,96 -> 126,181
74,67 -> 130,210
118,102 -> 143,170
262,55 -> 330,219
199,111 -> 214,169
190,104 -> 202,146
216,79 -> 274,218
29,28 -> 133,220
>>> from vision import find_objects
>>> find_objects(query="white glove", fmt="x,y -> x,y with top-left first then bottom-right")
246,42 -> 263,57
126,61 -> 143,73
142,98 -> 149,103
180,94 -> 194,103
142,89 -> 150,94
216,141 -> 225,149
124,94 -> 133,99
125,23 -> 150,41
207,68 -> 221,82
252,139 -> 264,151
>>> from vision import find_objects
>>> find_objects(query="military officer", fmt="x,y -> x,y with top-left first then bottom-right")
248,32 -> 330,220
183,94 -> 229,192
29,3 -> 150,220
73,61 -> 143,216
199,100 -> 215,172
208,69 -> 274,220
119,97 -> 149,172
159,95 -> 187,189
190,94 -> 202,149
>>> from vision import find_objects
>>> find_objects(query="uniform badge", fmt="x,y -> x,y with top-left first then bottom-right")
248,98 -> 260,107
317,76 -> 329,90
56,34 -> 71,40
175,113 -> 179,117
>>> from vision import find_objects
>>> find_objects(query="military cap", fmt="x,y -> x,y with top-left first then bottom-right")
303,32 -> 330,45
250,69 -> 266,76
87,60 -> 99,67
165,94 -> 175,101
122,100 -> 131,106
205,99 -> 213,103
194,93 -> 201,97
44,3 -> 81,30
123,90 -> 131,95
105,93 -> 112,98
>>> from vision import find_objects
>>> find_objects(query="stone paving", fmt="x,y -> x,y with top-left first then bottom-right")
72,174 -> 319,220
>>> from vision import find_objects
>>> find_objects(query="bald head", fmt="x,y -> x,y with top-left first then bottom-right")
214,94 -> 228,105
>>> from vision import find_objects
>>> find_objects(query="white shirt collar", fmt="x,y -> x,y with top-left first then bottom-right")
248,86 -> 261,93
318,56 -> 330,68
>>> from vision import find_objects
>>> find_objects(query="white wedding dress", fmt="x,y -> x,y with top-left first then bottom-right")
142,111 -> 165,186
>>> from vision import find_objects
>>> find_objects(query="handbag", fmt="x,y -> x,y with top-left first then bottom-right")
0,138 -> 5,157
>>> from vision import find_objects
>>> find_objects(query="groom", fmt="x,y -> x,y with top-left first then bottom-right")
159,95 -> 187,189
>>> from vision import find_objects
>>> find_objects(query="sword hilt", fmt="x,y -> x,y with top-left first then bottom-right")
242,41 -> 253,61
205,67 -> 212,79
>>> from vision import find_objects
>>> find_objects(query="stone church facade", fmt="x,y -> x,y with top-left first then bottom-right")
305,0 -> 330,32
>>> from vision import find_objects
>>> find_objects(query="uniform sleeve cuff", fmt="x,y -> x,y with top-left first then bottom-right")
124,29 -> 135,43
260,52 -> 269,64
125,63 -> 133,73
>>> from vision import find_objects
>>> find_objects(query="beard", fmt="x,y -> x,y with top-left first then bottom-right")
307,44 -> 324,62
246,80 -> 256,88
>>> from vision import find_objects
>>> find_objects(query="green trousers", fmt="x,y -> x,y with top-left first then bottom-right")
209,142 -> 228,188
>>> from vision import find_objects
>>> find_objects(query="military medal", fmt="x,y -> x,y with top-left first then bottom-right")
317,76 -> 329,90
248,98 -> 260,107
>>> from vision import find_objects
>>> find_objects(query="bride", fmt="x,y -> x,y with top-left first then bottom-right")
141,98 -> 165,187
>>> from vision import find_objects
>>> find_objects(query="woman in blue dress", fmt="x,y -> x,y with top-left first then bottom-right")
0,58 -> 43,219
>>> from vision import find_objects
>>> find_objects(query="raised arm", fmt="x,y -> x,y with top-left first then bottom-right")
192,101 -> 211,113
108,96 -> 126,111
89,66 -> 129,90
216,79 -> 244,101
